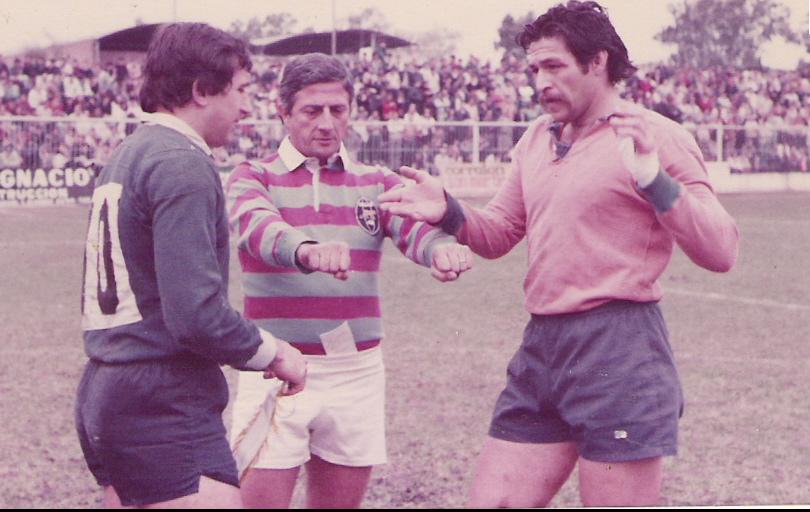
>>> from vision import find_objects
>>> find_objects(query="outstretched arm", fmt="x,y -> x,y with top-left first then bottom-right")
381,164 -> 527,259
378,166 -> 448,224
226,161 -> 316,270
295,241 -> 352,280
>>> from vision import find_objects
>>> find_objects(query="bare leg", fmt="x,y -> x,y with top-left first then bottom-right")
239,467 -> 301,509
304,455 -> 373,509
143,475 -> 243,508
468,437 -> 579,508
578,456 -> 663,506
102,486 -> 127,508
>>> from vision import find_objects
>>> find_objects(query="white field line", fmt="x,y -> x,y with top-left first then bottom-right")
383,252 -> 810,313
0,209 -> 31,218
5,249 -> 803,312
675,352 -> 809,367
733,217 -> 810,227
664,286 -> 810,312
0,239 -> 84,248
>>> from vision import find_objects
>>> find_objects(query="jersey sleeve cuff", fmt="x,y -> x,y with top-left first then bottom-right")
423,234 -> 458,267
277,231 -> 317,269
241,329 -> 279,371
438,192 -> 466,235
293,241 -> 319,274
638,170 -> 682,213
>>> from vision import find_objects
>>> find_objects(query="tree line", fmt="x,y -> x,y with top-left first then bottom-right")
230,1 -> 808,69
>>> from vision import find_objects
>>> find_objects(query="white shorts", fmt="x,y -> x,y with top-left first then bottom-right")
230,346 -> 387,469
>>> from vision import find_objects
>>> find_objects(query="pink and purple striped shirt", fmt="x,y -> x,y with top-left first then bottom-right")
226,137 -> 456,354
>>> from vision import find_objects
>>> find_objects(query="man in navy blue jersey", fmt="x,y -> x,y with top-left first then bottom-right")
75,22 -> 307,508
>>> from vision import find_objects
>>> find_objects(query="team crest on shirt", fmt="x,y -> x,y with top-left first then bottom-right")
355,198 -> 381,236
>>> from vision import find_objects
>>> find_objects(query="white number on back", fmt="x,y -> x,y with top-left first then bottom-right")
81,183 -> 143,330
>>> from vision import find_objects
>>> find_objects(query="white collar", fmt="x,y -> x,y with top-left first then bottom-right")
144,112 -> 213,157
277,136 -> 350,174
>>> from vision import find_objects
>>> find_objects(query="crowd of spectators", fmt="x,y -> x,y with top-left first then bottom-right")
1,49 -> 808,173
0,56 -> 143,117
626,63 -> 809,172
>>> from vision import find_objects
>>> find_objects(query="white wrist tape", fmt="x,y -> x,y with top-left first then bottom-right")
243,329 -> 280,370
619,137 -> 660,188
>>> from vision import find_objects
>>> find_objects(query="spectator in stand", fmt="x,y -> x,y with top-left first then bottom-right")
432,142 -> 463,176
3,51 -> 807,127
402,103 -> 429,168
0,143 -> 23,169
1,51 -> 807,173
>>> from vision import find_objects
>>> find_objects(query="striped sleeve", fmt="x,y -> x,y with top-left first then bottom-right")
380,169 -> 457,267
225,160 -> 314,269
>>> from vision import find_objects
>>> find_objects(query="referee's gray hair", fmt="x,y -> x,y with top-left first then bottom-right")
278,53 -> 354,114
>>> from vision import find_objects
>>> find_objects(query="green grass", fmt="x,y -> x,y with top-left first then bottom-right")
1,192 -> 808,507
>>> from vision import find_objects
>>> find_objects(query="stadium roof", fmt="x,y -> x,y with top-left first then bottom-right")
253,29 -> 411,56
94,25 -> 411,57
98,23 -> 163,52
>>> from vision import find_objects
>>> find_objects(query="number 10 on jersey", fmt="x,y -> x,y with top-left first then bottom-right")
81,183 -> 142,331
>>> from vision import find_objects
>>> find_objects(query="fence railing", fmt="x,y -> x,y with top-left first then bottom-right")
683,123 -> 808,173
1,116 -> 808,177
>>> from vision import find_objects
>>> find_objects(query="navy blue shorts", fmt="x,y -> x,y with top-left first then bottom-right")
74,357 -> 239,506
489,300 -> 684,462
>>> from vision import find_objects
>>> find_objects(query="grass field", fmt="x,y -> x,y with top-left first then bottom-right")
1,191 -> 809,508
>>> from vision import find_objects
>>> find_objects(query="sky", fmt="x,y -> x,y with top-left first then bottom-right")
0,0 -> 807,67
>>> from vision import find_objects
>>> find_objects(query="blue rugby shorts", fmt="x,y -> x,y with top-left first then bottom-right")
74,357 -> 239,506
489,300 -> 684,462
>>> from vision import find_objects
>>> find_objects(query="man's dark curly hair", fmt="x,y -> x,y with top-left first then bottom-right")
517,1 -> 637,84
139,23 -> 252,113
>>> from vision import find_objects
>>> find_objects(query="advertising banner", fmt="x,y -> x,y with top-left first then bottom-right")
438,162 -> 510,198
0,167 -> 95,205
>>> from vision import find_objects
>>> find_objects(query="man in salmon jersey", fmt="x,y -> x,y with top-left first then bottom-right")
378,1 -> 740,507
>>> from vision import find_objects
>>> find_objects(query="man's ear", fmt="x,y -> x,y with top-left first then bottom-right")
276,100 -> 288,124
590,50 -> 609,77
191,80 -> 209,107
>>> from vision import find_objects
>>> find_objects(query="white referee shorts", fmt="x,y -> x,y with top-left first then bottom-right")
230,346 -> 387,469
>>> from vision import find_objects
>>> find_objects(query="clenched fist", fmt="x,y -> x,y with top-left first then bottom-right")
264,340 -> 307,396
296,241 -> 351,280
430,243 -> 474,282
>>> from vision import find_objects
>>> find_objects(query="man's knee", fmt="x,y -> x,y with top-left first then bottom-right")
578,456 -> 663,507
305,457 -> 373,508
240,467 -> 300,509
468,464 -> 562,508
468,438 -> 577,508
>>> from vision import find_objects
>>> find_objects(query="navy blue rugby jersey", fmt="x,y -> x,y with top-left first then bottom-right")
80,124 -> 263,367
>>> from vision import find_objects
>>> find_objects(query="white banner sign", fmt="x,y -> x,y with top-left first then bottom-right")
438,162 -> 510,198
0,167 -> 95,204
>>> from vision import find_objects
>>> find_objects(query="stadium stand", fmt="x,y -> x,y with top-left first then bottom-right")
0,49 -> 808,178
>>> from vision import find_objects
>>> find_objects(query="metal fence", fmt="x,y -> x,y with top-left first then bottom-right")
1,116 -> 808,175
685,123 -> 809,173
